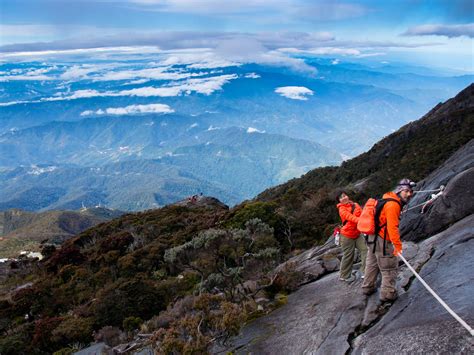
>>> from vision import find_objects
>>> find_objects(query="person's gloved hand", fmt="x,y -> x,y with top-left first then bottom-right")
393,246 -> 402,256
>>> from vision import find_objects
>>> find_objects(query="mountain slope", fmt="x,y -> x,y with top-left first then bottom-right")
219,136 -> 474,354
0,84 -> 473,354
0,207 -> 124,258
254,83 -> 474,247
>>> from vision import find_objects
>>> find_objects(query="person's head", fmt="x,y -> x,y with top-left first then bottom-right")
335,190 -> 350,204
394,178 -> 415,203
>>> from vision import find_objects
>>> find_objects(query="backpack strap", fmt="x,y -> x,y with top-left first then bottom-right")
342,203 -> 356,226
374,198 -> 402,256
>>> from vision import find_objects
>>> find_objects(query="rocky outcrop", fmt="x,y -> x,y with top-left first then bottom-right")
401,139 -> 474,242
214,216 -> 473,354
353,215 -> 474,354
214,139 -> 474,354
274,238 -> 341,286
173,196 -> 229,210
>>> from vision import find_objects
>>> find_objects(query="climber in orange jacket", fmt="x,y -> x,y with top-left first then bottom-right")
362,178 -> 414,301
336,191 -> 367,282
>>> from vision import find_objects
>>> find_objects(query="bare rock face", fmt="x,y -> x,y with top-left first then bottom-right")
213,139 -> 474,355
352,215 -> 474,354
400,139 -> 474,242
275,239 -> 342,286
214,216 -> 473,355
213,272 -> 372,355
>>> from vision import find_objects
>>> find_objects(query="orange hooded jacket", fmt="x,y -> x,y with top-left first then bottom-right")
337,202 -> 362,239
378,192 -> 403,254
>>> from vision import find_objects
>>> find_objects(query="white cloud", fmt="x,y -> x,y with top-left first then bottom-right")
117,74 -> 238,96
80,103 -> 174,116
214,37 -> 317,74
0,100 -> 32,106
42,74 -> 239,102
0,66 -> 57,81
275,86 -> 314,100
0,46 -> 163,59
66,89 -> 105,99
356,52 -> 386,58
1,73 -> 238,105
331,59 -> 340,65
177,74 -> 238,95
60,65 -> 103,80
281,47 -> 361,56
158,50 -> 239,69
402,23 -> 474,38
26,67 -> 54,75
128,78 -> 149,85
247,127 -> 265,133
0,74 -> 53,81
244,72 -> 261,79
94,67 -> 204,81
118,86 -> 183,97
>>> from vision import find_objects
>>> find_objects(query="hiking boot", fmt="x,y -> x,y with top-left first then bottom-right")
376,299 -> 395,314
339,274 -> 356,283
362,287 -> 376,296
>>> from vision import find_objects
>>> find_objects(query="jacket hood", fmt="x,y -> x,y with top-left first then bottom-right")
382,191 -> 401,202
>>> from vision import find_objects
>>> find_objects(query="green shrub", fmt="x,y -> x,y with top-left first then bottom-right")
32,316 -> 64,351
0,333 -> 28,355
94,279 -> 165,328
51,316 -> 94,345
151,294 -> 246,353
122,316 -> 143,332
225,201 -> 281,230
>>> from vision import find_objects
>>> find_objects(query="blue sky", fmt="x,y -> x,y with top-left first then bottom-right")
1,0 -> 473,71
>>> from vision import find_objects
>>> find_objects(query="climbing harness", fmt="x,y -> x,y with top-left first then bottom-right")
398,253 -> 474,337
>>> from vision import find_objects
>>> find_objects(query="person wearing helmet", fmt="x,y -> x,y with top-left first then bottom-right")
361,178 -> 415,301
336,190 -> 367,282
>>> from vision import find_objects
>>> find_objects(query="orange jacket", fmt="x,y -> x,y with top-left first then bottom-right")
378,192 -> 403,254
337,202 -> 362,239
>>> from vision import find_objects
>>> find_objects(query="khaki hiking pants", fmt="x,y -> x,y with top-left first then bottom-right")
340,234 -> 368,279
362,236 -> 398,301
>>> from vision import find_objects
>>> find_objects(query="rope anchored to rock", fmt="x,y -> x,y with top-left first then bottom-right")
404,185 -> 445,213
398,253 -> 474,337
412,186 -> 445,194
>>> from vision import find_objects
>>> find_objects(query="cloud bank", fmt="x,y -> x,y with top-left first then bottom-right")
275,86 -> 314,100
81,103 -> 174,116
403,23 -> 474,38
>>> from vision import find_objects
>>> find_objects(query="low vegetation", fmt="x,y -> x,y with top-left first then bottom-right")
0,85 -> 473,353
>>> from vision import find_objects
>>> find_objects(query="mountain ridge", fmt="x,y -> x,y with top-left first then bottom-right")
0,84 -> 473,354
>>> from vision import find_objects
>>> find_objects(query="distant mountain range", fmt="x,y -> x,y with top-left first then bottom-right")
0,127 -> 342,210
0,55 -> 472,210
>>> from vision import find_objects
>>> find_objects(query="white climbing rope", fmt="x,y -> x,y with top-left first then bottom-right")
413,185 -> 445,194
398,253 -> 474,337
404,187 -> 444,213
